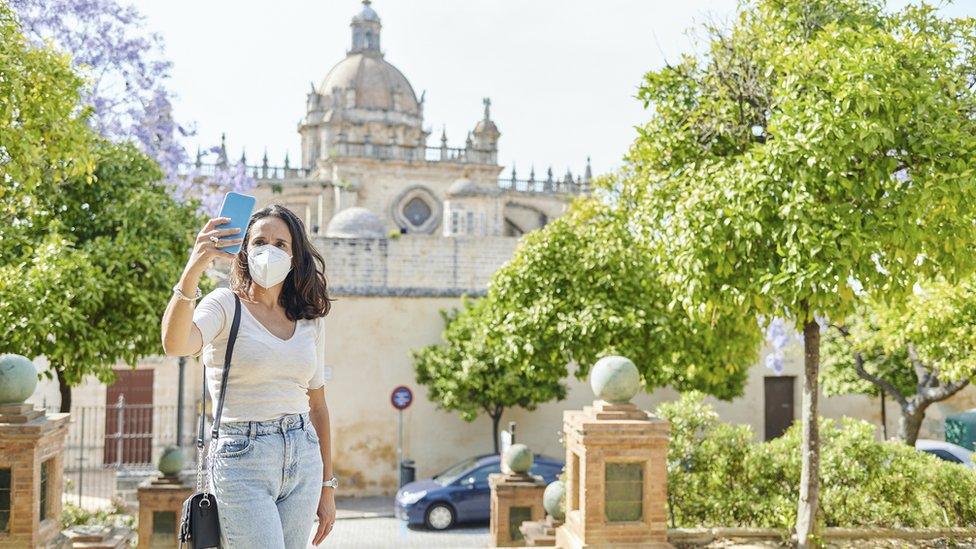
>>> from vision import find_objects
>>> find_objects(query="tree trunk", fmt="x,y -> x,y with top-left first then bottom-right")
56,367 -> 72,413
490,409 -> 503,454
796,319 -> 821,548
880,391 -> 887,440
898,404 -> 925,446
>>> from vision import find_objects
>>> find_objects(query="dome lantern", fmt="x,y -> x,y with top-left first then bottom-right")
351,0 -> 382,55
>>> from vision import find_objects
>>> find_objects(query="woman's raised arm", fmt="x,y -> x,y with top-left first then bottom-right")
160,216 -> 241,357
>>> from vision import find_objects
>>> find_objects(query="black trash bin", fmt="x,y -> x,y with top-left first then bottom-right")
399,458 -> 416,488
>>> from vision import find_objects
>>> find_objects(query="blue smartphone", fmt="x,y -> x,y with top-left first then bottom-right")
216,192 -> 256,255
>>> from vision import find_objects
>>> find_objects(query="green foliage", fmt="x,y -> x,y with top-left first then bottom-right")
822,276 -> 976,400
0,140 -> 206,388
634,0 -> 976,325
659,392 -> 795,529
821,309 -> 914,398
660,392 -> 976,529
874,278 -> 976,383
414,295 -> 566,424
414,192 -> 763,432
60,499 -> 134,531
636,1 -> 976,538
0,2 -> 94,202
487,195 -> 761,398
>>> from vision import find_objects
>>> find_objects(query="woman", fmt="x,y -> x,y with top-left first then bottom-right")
161,204 -> 337,548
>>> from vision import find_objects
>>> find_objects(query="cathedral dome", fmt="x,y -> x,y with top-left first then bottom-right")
318,53 -> 419,115
447,176 -> 499,197
326,207 -> 386,238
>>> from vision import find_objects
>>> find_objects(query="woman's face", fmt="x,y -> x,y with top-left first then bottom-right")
247,216 -> 293,257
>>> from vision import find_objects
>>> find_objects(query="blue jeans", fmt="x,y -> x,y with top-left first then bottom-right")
208,411 -> 323,548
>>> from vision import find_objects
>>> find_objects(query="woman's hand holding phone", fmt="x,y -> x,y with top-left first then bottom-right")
187,216 -> 243,274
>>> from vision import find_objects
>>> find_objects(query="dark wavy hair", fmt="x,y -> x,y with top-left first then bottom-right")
230,204 -> 333,320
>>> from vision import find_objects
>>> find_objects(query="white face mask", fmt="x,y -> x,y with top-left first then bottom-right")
247,244 -> 293,288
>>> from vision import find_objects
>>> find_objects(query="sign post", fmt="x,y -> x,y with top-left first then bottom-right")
391,386 -> 413,488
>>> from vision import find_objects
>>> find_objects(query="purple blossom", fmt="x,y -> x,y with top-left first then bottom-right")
763,317 -> 794,375
10,0 -> 254,215
762,313 -> 829,374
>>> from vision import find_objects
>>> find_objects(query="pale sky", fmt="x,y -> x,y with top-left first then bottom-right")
131,0 -> 975,181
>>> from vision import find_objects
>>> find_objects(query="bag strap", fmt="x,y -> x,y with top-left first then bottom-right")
196,293 -> 242,449
211,293 -> 242,439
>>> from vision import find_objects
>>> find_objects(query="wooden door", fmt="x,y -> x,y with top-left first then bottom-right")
104,369 -> 154,465
764,376 -> 795,441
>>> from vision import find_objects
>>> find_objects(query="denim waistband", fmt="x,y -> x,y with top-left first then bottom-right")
217,411 -> 310,438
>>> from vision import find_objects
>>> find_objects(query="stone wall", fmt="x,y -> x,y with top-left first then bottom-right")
318,235 -> 519,296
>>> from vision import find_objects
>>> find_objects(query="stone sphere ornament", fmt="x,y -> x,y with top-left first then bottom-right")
503,443 -> 534,474
158,446 -> 185,476
590,355 -> 641,403
0,354 -> 38,404
543,479 -> 566,521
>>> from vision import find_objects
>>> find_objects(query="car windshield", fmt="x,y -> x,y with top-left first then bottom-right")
923,448 -> 963,464
433,457 -> 481,486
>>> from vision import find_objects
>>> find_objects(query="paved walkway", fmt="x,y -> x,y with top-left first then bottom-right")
317,496 -> 488,547
318,517 -> 488,548
334,496 -> 395,519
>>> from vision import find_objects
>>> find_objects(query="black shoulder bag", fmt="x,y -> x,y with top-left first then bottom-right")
179,293 -> 242,549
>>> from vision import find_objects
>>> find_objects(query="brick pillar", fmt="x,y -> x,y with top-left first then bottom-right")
489,471 -> 547,547
555,400 -> 673,549
0,403 -> 70,549
137,474 -> 193,548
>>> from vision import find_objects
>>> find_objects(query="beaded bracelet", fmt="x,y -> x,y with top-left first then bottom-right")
172,285 -> 202,302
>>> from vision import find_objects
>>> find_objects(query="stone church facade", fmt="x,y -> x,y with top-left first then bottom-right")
28,0 -> 976,498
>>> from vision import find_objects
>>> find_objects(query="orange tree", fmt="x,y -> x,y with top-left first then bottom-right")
823,276 -> 976,445
0,1 -> 93,221
632,0 -> 976,545
0,141 -> 204,411
414,192 -> 762,452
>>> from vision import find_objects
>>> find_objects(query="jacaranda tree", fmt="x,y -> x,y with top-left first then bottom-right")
632,0 -> 976,545
10,0 -> 254,213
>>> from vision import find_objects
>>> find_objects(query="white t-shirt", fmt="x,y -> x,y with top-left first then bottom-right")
191,287 -> 330,423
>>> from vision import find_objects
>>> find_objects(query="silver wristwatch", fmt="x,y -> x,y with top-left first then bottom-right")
322,476 -> 338,489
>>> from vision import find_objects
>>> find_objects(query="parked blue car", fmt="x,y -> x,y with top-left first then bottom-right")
394,453 -> 564,530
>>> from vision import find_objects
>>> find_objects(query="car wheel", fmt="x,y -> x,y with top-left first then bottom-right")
425,503 -> 455,530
